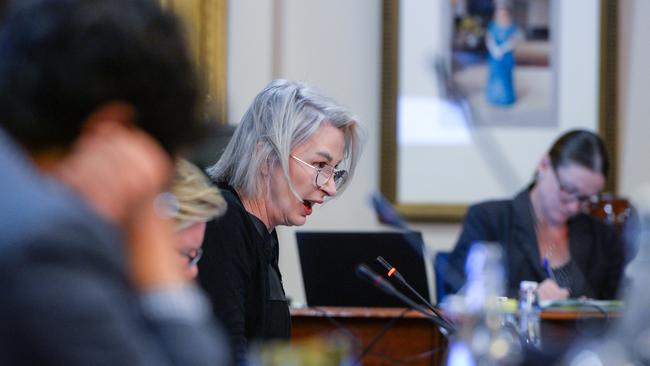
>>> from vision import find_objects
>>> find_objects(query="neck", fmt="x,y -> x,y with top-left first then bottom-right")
238,189 -> 274,232
529,184 -> 563,229
30,148 -> 68,173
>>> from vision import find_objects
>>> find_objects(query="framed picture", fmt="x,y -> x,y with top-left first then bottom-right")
451,0 -> 556,127
380,0 -> 618,221
160,0 -> 228,123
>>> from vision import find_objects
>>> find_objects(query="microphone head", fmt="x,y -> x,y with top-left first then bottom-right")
376,256 -> 404,281
376,256 -> 392,270
356,263 -> 395,294
355,263 -> 377,281
371,193 -> 407,229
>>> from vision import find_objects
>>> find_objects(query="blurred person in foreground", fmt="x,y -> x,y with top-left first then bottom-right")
444,130 -> 624,301
199,79 -> 363,362
170,159 -> 227,280
0,0 -> 229,364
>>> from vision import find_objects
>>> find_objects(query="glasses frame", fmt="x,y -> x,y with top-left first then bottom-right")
180,247 -> 203,268
290,154 -> 347,189
550,165 -> 599,205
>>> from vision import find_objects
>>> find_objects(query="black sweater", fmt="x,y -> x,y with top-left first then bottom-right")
198,185 -> 291,364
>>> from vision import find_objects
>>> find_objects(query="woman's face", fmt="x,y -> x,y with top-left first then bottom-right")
536,157 -> 605,225
495,8 -> 512,26
175,221 -> 206,280
266,123 -> 345,228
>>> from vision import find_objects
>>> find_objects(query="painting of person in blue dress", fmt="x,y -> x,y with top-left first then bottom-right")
486,5 -> 521,106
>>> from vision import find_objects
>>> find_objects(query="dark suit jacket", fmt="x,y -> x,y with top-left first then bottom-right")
0,130 -> 229,366
443,188 -> 624,299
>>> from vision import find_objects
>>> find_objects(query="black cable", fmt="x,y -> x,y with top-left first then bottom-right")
353,308 -> 409,366
310,306 -> 443,366
397,346 -> 444,363
310,306 -> 362,349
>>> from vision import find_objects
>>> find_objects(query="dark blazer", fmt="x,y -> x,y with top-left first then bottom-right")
0,130 -> 229,366
443,188 -> 624,299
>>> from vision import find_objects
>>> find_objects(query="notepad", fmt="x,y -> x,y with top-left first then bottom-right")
540,299 -> 622,312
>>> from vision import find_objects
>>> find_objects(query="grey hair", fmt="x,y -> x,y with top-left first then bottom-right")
207,79 -> 362,198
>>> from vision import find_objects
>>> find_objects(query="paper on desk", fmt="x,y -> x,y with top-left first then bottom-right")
540,299 -> 622,312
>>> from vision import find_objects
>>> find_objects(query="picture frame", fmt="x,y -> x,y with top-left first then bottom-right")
160,0 -> 228,123
380,0 -> 618,222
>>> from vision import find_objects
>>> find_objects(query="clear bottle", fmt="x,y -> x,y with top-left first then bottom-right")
517,281 -> 541,349
444,242 -> 521,366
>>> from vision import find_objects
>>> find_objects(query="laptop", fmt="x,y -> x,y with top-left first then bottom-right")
296,231 -> 430,308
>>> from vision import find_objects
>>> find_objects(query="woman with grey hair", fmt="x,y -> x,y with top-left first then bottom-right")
198,79 -> 362,362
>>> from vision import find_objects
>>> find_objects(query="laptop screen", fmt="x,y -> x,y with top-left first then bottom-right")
296,231 -> 430,308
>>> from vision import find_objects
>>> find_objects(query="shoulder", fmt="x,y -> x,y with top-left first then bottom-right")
0,177 -> 121,270
459,196 -> 521,238
466,198 -> 514,219
202,186 -> 258,260
572,213 -> 616,236
205,187 -> 250,233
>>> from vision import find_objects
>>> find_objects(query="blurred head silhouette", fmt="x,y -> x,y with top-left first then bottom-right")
0,0 -> 201,156
0,0 -> 203,223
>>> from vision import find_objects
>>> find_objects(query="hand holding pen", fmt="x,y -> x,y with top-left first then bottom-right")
538,256 -> 570,301
543,256 -> 557,282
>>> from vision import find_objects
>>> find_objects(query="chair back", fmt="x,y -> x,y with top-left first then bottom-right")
434,251 -> 450,304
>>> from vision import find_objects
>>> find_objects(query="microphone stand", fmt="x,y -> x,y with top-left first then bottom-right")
371,194 -> 459,329
376,256 -> 455,332
356,263 -> 456,365
356,264 -> 454,333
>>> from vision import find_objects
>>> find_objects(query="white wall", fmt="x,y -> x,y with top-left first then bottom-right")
228,0 -> 649,305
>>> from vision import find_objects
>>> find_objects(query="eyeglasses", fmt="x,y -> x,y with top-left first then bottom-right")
551,166 -> 598,204
179,248 -> 203,268
290,154 -> 348,189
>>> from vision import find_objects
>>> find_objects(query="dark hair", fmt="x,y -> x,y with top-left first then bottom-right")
548,129 -> 609,179
0,0 -> 202,155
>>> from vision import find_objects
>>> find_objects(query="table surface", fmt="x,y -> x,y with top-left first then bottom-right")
290,306 -> 618,320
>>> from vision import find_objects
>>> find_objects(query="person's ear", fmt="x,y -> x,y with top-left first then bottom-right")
81,101 -> 137,136
538,154 -> 552,177
257,142 -> 272,177
260,156 -> 270,177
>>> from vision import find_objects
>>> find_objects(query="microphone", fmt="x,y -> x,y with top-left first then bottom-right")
371,193 -> 432,256
371,192 -> 468,300
375,256 -> 455,330
355,264 -> 454,334
371,193 -> 408,229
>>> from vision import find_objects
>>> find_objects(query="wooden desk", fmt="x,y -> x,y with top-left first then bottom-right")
291,307 -> 446,366
291,307 -> 617,366
540,309 -> 618,354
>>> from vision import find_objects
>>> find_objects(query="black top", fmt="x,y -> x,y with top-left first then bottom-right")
443,188 -> 624,299
198,184 -> 291,363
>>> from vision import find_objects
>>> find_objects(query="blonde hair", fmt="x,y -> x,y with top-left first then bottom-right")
171,159 -> 227,229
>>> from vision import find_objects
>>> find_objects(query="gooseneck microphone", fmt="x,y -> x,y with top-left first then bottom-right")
355,264 -> 454,334
375,256 -> 455,331
371,192 -> 468,302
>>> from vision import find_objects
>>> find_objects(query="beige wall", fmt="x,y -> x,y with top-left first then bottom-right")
227,0 -> 649,305
618,0 -> 650,198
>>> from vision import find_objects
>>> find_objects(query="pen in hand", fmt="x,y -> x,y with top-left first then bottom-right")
543,256 -> 557,282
